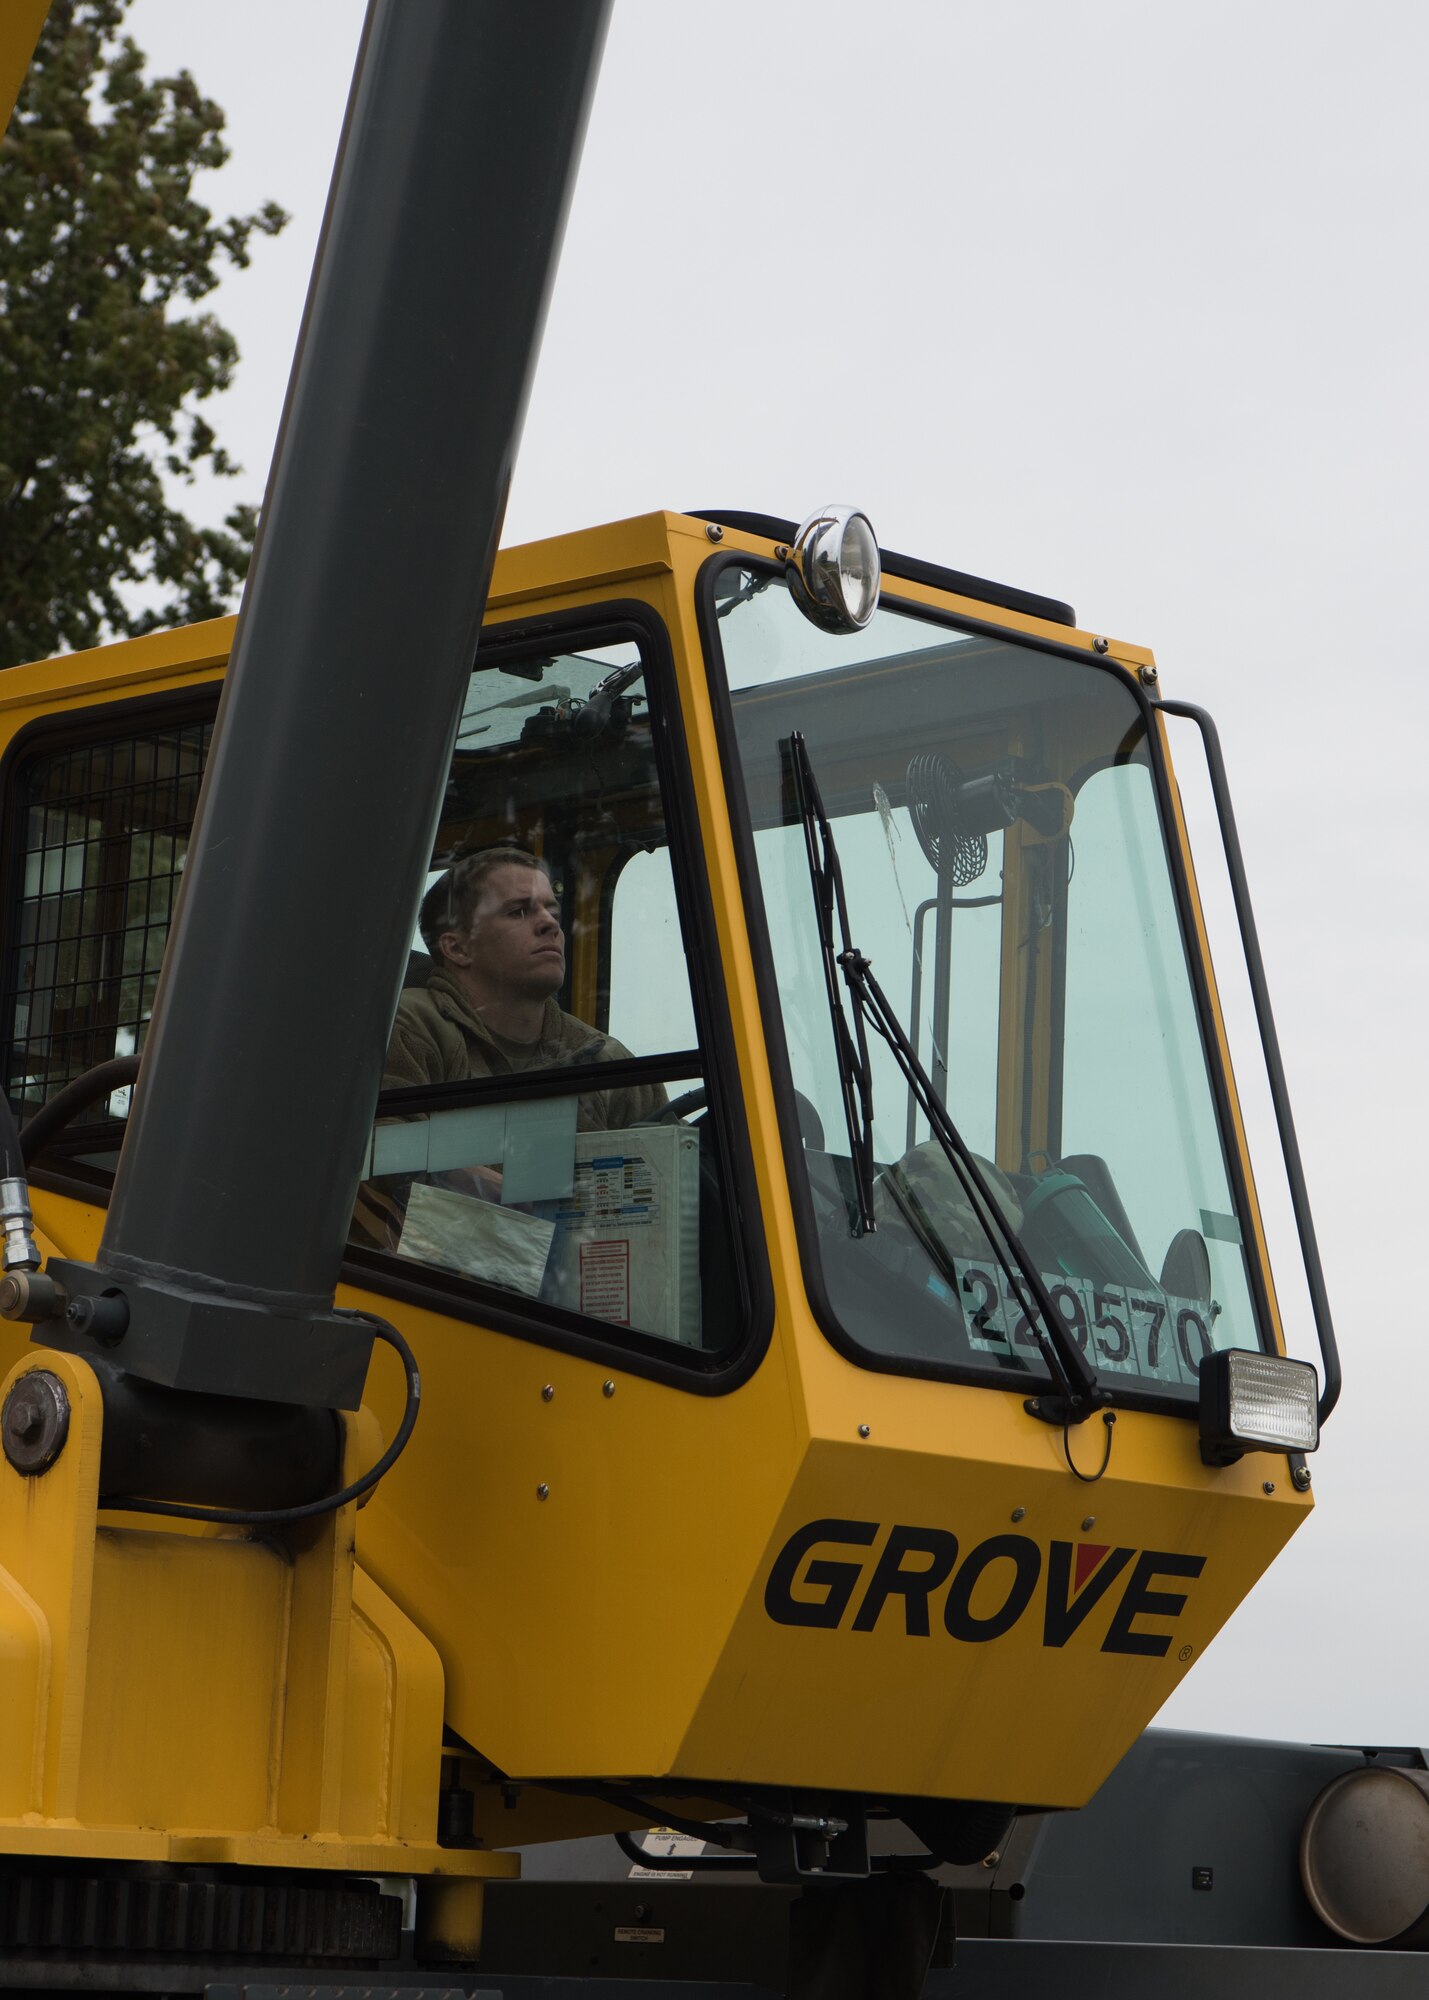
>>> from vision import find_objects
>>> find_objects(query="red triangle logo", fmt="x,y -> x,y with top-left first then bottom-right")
1074,1542 -> 1110,1592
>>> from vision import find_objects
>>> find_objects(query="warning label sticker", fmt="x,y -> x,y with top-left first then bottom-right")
579,1152 -> 658,1224
580,1238 -> 630,1323
627,1827 -> 707,1880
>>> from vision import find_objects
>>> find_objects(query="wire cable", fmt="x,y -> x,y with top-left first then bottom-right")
568,1783 -> 752,1852
98,1311 -> 420,1526
1063,1409 -> 1116,1484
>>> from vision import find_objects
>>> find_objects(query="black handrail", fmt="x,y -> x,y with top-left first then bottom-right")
1157,698 -> 1340,1424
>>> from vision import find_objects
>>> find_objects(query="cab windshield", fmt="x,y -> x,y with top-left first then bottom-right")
713,566 -> 1267,1406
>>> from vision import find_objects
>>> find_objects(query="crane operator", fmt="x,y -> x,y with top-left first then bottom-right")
384,845 -> 666,1130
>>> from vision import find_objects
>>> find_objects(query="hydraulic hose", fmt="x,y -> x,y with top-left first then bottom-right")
19,1055 -> 140,1165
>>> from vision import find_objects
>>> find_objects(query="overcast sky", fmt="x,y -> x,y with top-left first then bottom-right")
124,0 -> 1429,1750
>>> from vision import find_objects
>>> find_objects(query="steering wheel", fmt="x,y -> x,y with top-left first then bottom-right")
657,1086 -> 710,1124
657,1086 -> 826,1151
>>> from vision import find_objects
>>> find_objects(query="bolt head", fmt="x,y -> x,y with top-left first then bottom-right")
12,1395 -> 43,1440
602,1379 -> 616,1398
705,522 -> 724,542
540,1383 -> 554,1402
1080,1516 -> 1096,1532
857,1423 -> 871,1439
1138,663 -> 1159,686
1092,636 -> 1110,655
2,1370 -> 70,1476
1263,1479 -> 1276,1495
1292,1464 -> 1313,1491
536,1482 -> 550,1501
1011,1506 -> 1026,1523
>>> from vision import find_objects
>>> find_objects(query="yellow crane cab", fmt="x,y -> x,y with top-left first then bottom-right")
3,504 -> 1333,1870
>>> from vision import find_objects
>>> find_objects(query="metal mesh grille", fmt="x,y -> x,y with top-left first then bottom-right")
5,719 -> 212,1114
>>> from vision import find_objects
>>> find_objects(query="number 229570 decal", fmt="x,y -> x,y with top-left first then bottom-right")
954,1261 -> 1217,1387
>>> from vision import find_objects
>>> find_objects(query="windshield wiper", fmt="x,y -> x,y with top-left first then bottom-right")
789,737 -> 880,1236
787,731 -> 1104,1426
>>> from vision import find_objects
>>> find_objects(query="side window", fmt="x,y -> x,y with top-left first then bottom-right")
4,718 -> 212,1126
352,633 -> 745,1365
1,658 -> 747,1369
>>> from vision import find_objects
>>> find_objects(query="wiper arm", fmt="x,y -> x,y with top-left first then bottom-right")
788,735 -> 879,1234
787,732 -> 1104,1426
716,571 -> 772,619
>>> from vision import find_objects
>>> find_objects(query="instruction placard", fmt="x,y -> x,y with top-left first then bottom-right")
536,1125 -> 701,1345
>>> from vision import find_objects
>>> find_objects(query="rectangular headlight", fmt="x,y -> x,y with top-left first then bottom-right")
1199,1349 -> 1319,1466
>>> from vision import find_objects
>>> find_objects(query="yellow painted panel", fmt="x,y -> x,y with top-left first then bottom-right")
79,1527 -> 288,1830
486,512 -> 674,610
0,618 -> 231,713
677,1411 -> 1303,1806
0,1567 -> 45,1817
353,1296 -> 802,1778
0,1351 -> 105,1820
340,1566 -> 446,1843
341,1605 -> 392,1838
0,0 -> 48,137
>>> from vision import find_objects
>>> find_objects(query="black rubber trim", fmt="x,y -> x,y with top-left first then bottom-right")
374,1049 -> 702,1118
696,551 -> 1281,1420
1156,698 -> 1339,1425
688,509 -> 1076,628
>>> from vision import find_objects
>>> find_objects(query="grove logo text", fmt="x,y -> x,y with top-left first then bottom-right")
764,1518 -> 1205,1657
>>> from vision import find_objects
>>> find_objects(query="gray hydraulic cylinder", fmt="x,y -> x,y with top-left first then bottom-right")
45,0 -> 612,1405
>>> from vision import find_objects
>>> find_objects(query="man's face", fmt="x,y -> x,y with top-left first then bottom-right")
443,862 -> 565,1005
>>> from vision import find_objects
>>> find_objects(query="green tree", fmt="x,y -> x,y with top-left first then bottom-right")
0,0 -> 287,669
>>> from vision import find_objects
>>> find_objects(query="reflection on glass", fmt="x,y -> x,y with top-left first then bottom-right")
718,572 -> 1264,1401
358,1096 -> 705,1348
350,637 -> 742,1359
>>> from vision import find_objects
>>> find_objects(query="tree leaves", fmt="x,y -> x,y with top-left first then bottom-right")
0,0 -> 288,666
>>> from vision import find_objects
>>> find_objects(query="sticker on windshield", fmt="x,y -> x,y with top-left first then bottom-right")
953,1261 -> 1217,1389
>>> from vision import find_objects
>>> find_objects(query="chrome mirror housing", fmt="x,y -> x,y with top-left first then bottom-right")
786,505 -> 881,632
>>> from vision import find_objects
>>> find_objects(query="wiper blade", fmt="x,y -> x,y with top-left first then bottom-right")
788,736 -> 879,1233
787,731 -> 1104,1425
